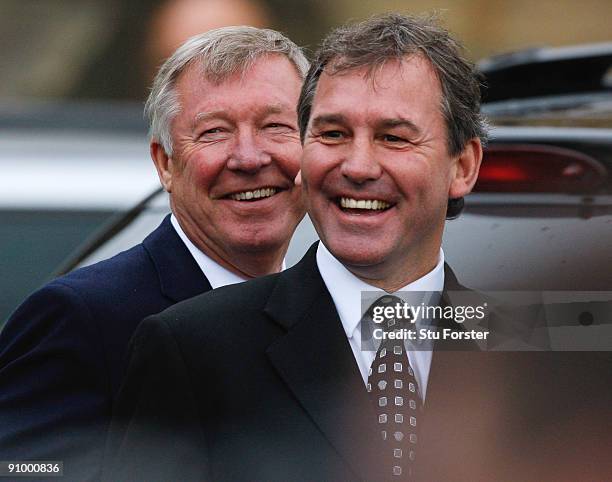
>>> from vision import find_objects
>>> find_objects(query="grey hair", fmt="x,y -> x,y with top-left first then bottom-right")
145,26 -> 309,155
297,13 -> 488,156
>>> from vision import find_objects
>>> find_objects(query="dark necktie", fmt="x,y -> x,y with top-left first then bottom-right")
366,295 -> 422,479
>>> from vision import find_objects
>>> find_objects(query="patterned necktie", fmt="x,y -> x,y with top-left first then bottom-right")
366,295 -> 422,479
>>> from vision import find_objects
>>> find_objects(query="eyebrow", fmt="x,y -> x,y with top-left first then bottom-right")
310,114 -> 349,129
193,104 -> 287,126
310,114 -> 421,136
376,118 -> 422,136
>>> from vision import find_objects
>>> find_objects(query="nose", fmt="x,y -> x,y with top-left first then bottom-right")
226,128 -> 272,173
340,139 -> 382,184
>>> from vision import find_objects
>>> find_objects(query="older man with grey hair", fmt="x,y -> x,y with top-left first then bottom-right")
0,26 -> 307,481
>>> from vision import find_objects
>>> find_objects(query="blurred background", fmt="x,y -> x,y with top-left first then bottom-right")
2,0 -> 612,102
2,0 -> 611,323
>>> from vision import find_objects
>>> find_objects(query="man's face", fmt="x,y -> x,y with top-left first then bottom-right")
302,56 -> 469,287
160,55 -> 304,274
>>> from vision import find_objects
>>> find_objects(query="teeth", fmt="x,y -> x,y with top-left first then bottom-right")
340,197 -> 390,210
230,188 -> 277,201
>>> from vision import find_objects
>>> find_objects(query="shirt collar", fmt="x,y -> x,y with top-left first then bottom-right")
170,214 -> 248,289
316,242 -> 445,340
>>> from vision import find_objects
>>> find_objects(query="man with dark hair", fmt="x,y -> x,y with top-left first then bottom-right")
297,12 -> 487,220
0,26 -> 307,481
105,14 -> 611,482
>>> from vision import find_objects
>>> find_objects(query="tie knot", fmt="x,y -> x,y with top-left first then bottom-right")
365,295 -> 411,330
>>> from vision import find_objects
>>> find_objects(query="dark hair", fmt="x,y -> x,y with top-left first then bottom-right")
297,13 -> 487,218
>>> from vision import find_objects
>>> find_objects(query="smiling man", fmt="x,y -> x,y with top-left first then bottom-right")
104,14 -> 488,482
0,27 -> 307,481
152,48 -> 306,278
106,16 -> 612,482
300,53 -> 482,291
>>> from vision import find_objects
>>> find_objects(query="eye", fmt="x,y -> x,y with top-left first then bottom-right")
318,130 -> 346,144
265,123 -> 294,132
199,128 -> 228,141
380,133 -> 411,147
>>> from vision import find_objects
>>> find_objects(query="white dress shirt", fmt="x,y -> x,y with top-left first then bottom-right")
170,215 -> 248,289
316,243 -> 445,401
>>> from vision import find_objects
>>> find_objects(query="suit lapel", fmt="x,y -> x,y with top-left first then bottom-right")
425,264 -> 482,405
143,215 -> 212,302
433,264 -> 481,350
264,244 -> 383,480
416,264 -> 494,479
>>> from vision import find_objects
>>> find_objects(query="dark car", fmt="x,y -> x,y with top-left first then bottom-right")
469,42 -> 612,291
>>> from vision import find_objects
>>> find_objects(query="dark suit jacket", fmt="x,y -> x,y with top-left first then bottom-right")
0,216 -> 211,481
105,243 -> 612,482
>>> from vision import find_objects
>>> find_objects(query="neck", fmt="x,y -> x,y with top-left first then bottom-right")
344,248 -> 440,292
172,212 -> 286,279
201,245 -> 285,279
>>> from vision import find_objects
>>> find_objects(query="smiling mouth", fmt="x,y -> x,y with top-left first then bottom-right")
229,187 -> 278,201
338,197 -> 392,211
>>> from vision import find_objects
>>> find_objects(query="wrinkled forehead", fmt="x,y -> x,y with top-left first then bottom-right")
176,54 -> 302,105
172,55 -> 303,134
185,52 -> 303,87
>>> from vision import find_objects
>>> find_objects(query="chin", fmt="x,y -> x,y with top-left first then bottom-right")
232,230 -> 290,255
325,237 -> 391,269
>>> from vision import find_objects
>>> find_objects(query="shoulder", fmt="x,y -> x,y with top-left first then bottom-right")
47,214 -> 181,304
136,244 -> 322,352
156,271 -> 281,331
122,273 -> 282,375
1,233 -> 168,343
0,242 -> 153,346
9,242 -> 160,326
8,241 -> 147,312
57,242 -> 156,295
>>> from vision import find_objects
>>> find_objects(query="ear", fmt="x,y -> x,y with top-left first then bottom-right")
150,141 -> 175,192
448,137 -> 483,199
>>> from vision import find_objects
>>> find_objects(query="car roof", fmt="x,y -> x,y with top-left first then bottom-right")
0,130 -> 158,209
478,42 -> 612,103
0,99 -> 147,133
0,101 -> 159,210
483,92 -> 612,127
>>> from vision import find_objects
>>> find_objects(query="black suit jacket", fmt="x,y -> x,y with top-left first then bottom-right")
105,243 -> 612,482
0,216 -> 211,481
